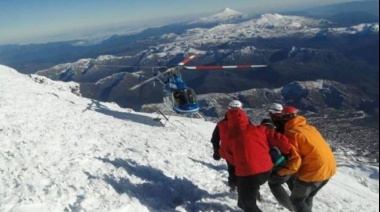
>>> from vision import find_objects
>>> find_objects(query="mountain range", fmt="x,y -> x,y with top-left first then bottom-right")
0,2 -> 378,136
33,8 -> 379,112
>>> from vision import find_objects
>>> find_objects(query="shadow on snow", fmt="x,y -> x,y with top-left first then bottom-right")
83,100 -> 162,127
89,157 -> 237,211
188,157 -> 227,172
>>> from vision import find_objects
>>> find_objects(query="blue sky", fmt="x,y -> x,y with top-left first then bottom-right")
0,0 -> 364,45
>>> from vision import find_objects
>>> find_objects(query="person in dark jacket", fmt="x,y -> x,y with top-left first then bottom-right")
268,103 -> 285,134
260,119 -> 287,167
210,118 -> 237,190
224,109 -> 291,212
210,100 -> 243,191
261,118 -> 295,211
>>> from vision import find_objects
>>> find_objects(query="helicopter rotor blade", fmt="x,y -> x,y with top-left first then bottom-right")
183,64 -> 267,70
95,64 -> 161,68
178,53 -> 197,66
129,68 -> 173,90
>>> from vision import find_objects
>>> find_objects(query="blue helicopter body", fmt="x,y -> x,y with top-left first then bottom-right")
162,72 -> 200,115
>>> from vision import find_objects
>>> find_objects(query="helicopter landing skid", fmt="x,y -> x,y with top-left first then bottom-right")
153,110 -> 170,126
191,112 -> 204,120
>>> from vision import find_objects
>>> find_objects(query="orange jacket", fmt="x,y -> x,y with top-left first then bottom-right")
277,116 -> 337,182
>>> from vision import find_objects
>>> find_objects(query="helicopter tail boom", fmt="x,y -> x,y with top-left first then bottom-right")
129,68 -> 173,90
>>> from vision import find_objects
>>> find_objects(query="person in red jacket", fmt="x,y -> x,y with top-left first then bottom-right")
210,100 -> 243,191
277,106 -> 337,212
224,108 -> 291,212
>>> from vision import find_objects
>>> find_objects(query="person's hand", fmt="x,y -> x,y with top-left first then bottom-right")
213,150 -> 221,160
270,171 -> 283,178
269,171 -> 288,184
283,152 -> 291,160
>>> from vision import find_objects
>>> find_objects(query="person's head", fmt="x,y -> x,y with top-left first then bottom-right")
228,100 -> 243,110
281,106 -> 299,122
268,103 -> 283,120
260,118 -> 275,129
226,102 -> 249,135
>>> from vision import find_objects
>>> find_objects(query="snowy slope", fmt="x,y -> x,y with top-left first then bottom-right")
0,64 -> 379,212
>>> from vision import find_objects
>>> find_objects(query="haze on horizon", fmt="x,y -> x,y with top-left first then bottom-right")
0,0 -> 373,45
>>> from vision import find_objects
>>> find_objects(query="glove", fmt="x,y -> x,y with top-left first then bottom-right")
213,150 -> 221,161
268,172 -> 288,184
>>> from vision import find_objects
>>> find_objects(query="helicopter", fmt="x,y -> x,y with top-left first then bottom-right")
128,53 -> 267,117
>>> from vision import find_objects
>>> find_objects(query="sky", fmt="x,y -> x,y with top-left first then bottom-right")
0,64 -> 379,212
0,0 -> 366,45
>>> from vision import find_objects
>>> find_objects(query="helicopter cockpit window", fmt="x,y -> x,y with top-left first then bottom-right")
173,89 -> 197,107
173,91 -> 186,106
186,89 -> 197,103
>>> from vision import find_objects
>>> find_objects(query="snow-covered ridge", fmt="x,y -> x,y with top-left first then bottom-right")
254,13 -> 331,29
31,75 -> 81,95
36,13 -> 378,75
328,23 -> 379,35
0,64 -> 379,211
35,55 -> 135,80
155,13 -> 378,56
0,65 -> 80,96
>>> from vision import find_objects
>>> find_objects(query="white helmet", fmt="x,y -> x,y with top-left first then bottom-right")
228,100 -> 243,109
268,103 -> 283,114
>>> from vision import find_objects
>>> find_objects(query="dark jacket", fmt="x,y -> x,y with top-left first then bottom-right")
269,114 -> 285,134
210,122 -> 224,150
261,119 -> 288,169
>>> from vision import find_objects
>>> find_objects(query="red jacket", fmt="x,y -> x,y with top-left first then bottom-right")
217,120 -> 233,161
224,109 -> 291,176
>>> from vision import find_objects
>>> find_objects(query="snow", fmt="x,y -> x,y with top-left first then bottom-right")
153,13 -> 378,58
0,64 -> 379,212
328,23 -> 380,35
189,8 -> 243,24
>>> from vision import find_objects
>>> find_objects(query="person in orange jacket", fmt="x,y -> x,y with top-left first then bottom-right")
224,107 -> 291,212
276,106 -> 337,212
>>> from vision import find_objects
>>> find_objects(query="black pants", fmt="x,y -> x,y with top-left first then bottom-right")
227,161 -> 237,186
237,171 -> 271,212
290,179 -> 329,212
268,174 -> 295,211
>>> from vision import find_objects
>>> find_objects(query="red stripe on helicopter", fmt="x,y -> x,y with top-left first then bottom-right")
184,65 -> 267,70
178,54 -> 197,66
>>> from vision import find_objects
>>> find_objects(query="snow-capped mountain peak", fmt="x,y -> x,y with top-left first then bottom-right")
214,7 -> 243,18
189,7 -> 244,24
